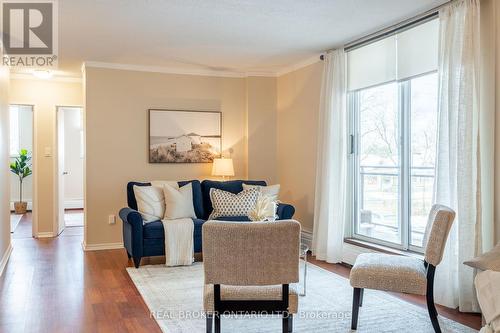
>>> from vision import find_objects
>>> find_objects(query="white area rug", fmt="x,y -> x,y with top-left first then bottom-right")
10,214 -> 23,232
126,262 -> 477,333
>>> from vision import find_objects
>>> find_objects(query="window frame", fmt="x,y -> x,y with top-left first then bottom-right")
346,71 -> 437,253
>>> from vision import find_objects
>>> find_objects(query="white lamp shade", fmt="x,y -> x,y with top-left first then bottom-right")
212,158 -> 235,177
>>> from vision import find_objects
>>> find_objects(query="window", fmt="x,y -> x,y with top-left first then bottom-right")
347,18 -> 439,252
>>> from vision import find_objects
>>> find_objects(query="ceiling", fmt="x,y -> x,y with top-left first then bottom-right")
17,0 -> 449,78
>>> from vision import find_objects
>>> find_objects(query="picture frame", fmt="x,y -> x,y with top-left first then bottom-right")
148,109 -> 222,163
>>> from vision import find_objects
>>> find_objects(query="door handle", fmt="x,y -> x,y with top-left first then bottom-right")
63,171 -> 68,175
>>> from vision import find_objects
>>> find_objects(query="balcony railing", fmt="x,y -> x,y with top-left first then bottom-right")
357,165 -> 434,246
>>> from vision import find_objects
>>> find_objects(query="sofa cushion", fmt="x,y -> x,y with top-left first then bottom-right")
201,180 -> 266,220
127,180 -> 204,219
143,217 -> 205,241
142,220 -> 163,239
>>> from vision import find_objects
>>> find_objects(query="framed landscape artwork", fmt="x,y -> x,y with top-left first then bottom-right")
149,109 -> 222,163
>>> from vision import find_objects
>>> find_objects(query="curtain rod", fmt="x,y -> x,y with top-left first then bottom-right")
320,1 -> 451,60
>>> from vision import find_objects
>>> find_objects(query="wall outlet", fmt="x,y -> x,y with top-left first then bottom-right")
108,215 -> 116,225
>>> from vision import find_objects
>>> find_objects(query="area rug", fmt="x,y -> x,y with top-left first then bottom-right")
126,262 -> 477,333
10,214 -> 23,233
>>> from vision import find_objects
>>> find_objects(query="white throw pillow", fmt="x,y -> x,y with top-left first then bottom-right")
151,180 -> 179,189
242,183 -> 280,202
209,188 -> 260,220
163,183 -> 196,220
133,185 -> 165,223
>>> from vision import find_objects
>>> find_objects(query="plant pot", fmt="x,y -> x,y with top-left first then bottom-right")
14,201 -> 28,214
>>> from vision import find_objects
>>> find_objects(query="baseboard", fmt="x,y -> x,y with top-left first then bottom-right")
341,242 -> 377,265
0,244 -> 13,277
65,199 -> 84,209
82,242 -> 124,251
37,232 -> 55,238
10,200 -> 33,211
301,230 -> 313,249
301,230 -> 376,265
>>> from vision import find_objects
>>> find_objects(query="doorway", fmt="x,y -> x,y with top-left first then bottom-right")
56,106 -> 84,236
9,104 -> 35,238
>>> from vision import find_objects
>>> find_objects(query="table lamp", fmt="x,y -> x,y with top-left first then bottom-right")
212,157 -> 234,181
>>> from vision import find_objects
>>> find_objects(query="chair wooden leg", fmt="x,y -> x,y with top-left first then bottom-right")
427,293 -> 441,333
214,313 -> 221,333
359,288 -> 364,307
426,263 -> 441,333
351,288 -> 362,330
206,314 -> 213,333
282,312 -> 289,333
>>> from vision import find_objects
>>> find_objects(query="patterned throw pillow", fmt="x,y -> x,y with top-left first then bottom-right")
208,188 -> 260,220
242,183 -> 280,202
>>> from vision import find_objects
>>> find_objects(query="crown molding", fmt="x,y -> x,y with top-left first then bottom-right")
75,55 -> 323,80
275,54 -> 323,77
10,72 -> 82,83
83,61 -> 279,78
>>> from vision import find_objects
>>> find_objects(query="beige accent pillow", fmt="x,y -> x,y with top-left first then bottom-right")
133,185 -> 165,223
464,244 -> 500,272
242,183 -> 280,202
162,183 -> 196,220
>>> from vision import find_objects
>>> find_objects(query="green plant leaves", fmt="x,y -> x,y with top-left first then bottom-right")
9,149 -> 32,181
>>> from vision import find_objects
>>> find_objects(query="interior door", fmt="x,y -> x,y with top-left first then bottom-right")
57,108 -> 65,235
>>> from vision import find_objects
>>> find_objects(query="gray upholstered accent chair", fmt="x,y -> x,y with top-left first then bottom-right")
349,204 -> 456,333
202,220 -> 301,333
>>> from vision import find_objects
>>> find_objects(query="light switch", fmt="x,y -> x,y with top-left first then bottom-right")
44,147 -> 52,157
108,215 -> 116,225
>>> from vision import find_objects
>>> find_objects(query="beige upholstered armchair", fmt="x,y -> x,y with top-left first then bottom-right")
202,220 -> 301,333
349,204 -> 455,333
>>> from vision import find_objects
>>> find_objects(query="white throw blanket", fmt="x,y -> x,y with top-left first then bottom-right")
161,218 -> 194,267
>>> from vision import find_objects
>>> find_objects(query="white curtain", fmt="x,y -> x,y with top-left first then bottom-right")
312,49 -> 347,263
433,0 -> 481,312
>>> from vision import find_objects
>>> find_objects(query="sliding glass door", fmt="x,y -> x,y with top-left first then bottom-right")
350,72 -> 438,251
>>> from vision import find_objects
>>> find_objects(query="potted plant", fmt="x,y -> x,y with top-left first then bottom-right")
10,149 -> 32,214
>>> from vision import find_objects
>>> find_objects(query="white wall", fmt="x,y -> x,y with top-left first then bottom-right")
62,107 -> 84,208
9,105 -> 33,210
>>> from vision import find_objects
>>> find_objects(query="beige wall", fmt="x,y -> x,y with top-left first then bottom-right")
247,76 -> 278,183
9,78 -> 83,235
0,67 -> 11,271
277,62 -> 323,233
84,67 -> 279,246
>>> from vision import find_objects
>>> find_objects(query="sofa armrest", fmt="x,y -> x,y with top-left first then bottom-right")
119,208 -> 144,258
277,203 -> 295,220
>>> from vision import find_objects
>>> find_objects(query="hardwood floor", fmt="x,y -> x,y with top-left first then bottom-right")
309,257 -> 482,331
1,213 -> 162,333
1,214 -> 481,332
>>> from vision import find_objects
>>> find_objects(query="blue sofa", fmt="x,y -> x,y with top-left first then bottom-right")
119,179 -> 295,267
